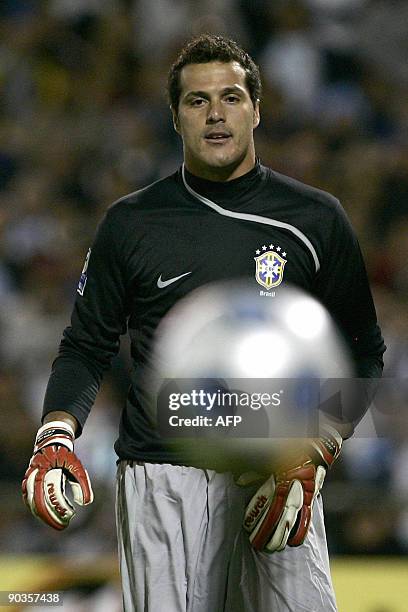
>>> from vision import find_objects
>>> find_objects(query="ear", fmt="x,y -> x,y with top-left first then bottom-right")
253,100 -> 260,129
171,108 -> 181,134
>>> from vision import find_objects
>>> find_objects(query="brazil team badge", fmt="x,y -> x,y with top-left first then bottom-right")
254,247 -> 287,289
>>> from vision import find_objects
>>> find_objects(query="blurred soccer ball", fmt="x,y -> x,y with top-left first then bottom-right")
151,280 -> 352,474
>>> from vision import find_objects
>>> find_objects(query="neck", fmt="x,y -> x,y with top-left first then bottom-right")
184,150 -> 256,182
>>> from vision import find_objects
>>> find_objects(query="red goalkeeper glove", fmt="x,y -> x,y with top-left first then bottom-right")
242,426 -> 342,553
22,421 -> 93,530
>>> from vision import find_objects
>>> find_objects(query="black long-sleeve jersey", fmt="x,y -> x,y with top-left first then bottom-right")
43,160 -> 385,462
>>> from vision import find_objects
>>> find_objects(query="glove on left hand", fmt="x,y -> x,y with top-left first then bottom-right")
242,426 -> 342,553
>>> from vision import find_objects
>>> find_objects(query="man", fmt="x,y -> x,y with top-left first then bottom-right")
22,35 -> 385,611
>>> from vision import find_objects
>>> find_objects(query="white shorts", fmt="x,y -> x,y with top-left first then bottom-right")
116,461 -> 337,612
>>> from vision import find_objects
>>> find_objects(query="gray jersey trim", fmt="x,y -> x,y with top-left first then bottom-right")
182,164 -> 320,273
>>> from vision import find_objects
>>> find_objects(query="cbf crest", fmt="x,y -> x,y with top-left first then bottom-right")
254,245 -> 287,289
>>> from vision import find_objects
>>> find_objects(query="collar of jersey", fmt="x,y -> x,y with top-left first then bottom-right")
182,159 -> 263,205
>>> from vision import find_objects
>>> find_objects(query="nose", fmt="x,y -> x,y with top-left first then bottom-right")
206,99 -> 225,123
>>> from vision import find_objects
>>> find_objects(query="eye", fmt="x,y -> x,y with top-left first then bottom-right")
225,95 -> 240,103
190,98 -> 206,107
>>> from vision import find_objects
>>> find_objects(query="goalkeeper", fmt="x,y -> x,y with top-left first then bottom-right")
22,34 -> 385,611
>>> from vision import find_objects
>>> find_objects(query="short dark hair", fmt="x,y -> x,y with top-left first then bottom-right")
167,34 -> 262,113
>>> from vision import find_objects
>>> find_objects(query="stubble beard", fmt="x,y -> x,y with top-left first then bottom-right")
188,138 -> 249,176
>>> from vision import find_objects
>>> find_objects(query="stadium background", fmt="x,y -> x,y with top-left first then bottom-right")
0,1 -> 407,610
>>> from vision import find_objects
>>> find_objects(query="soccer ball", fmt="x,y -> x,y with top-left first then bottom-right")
150,280 -> 352,474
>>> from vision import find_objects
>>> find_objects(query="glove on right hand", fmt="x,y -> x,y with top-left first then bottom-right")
22,421 -> 93,530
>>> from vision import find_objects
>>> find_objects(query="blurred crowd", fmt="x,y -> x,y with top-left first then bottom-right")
0,0 -> 407,563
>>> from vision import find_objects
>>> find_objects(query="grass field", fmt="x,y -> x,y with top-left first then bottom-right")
0,555 -> 407,611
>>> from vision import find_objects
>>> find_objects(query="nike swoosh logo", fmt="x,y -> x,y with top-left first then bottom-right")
157,271 -> 192,289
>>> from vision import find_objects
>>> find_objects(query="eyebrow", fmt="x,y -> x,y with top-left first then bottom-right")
183,86 -> 245,100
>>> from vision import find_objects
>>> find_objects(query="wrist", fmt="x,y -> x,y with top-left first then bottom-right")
34,420 -> 75,453
310,425 -> 342,468
43,411 -> 78,434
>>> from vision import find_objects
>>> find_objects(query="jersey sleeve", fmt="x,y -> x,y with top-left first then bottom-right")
314,200 -> 386,435
42,207 -> 130,435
